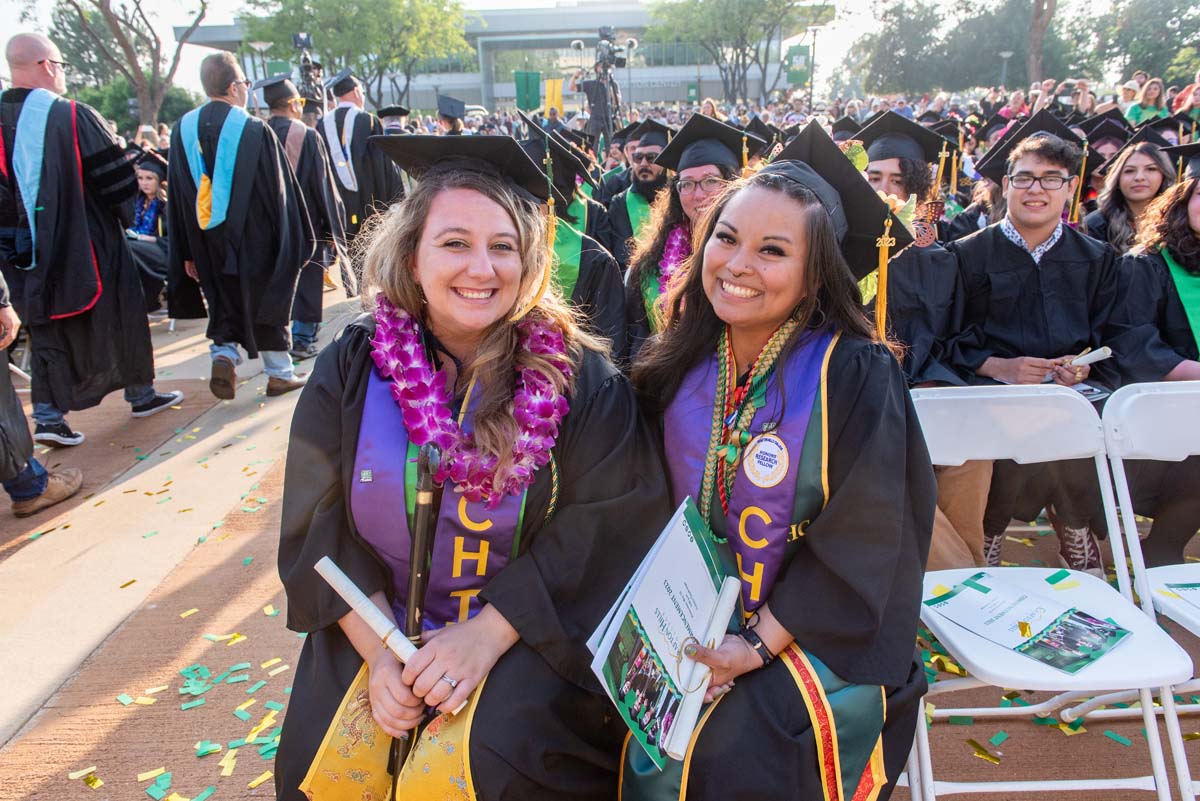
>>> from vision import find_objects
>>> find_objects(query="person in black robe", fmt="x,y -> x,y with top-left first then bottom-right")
597,120 -> 673,272
1105,153 -> 1200,564
316,69 -> 404,239
1081,128 -> 1174,255
275,135 -> 670,801
630,124 -> 931,801
257,74 -> 349,360
167,52 -> 314,399
0,33 -> 182,448
126,150 -> 171,314
948,115 -> 1119,575
591,125 -> 637,207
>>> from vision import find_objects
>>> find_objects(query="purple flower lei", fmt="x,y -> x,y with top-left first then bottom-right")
369,294 -> 572,509
658,223 -> 691,298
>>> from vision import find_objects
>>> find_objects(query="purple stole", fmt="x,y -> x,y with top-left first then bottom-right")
663,331 -> 835,613
350,367 -> 523,630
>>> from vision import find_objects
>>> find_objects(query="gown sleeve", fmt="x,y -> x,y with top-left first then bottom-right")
479,352 -> 672,688
1106,252 -> 1188,382
75,102 -> 138,217
278,324 -> 390,633
575,239 -> 628,361
945,233 -> 995,373
767,339 -> 936,688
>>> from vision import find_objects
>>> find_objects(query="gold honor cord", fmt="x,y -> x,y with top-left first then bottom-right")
742,134 -> 749,169
951,150 -> 959,196
1069,141 -> 1088,224
935,141 -> 949,188
511,149 -> 557,322
875,217 -> 896,342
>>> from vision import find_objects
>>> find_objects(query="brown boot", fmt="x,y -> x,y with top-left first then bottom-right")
266,373 -> 308,397
12,467 -> 84,518
210,356 -> 236,400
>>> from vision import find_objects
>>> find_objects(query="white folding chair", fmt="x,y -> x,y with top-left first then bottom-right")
909,384 -> 1193,800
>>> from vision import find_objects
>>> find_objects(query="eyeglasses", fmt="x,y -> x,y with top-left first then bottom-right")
1007,173 -> 1071,190
38,58 -> 67,70
631,152 -> 661,163
676,176 -> 728,195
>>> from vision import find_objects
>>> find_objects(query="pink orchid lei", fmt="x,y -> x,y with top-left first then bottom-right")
658,223 -> 691,298
370,293 -> 572,508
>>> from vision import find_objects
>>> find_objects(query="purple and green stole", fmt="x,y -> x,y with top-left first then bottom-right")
621,331 -> 888,801
350,366 -> 524,630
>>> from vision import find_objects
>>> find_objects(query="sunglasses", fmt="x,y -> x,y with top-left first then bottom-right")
631,152 -> 661,163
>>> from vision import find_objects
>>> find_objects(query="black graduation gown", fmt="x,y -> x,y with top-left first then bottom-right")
1108,251 -> 1199,382
663,337 -> 935,800
126,195 -> 169,313
623,272 -> 653,369
580,194 -> 608,243
947,223 -> 1120,532
942,202 -> 988,243
268,115 -> 347,325
166,102 -> 315,357
275,317 -> 671,801
569,233 -> 628,358
1082,209 -> 1111,249
0,89 -> 155,411
598,184 -> 655,272
316,106 -> 403,239
593,167 -> 630,207
868,243 -> 969,386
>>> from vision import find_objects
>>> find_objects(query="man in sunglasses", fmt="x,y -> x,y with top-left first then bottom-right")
256,74 -> 347,360
2,33 -> 183,449
597,118 -> 673,271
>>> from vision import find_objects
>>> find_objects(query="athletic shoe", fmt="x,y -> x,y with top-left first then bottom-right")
34,422 -> 85,447
288,341 -> 320,361
266,373 -> 308,397
131,390 -> 185,418
983,533 -> 1003,568
12,467 -> 84,518
210,356 -> 237,400
1057,526 -> 1105,577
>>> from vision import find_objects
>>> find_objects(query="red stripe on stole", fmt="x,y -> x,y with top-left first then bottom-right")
782,646 -> 840,801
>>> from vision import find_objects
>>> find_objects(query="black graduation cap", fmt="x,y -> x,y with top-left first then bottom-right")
1161,142 -> 1200,181
858,109 -> 887,130
1094,125 -> 1171,178
1137,115 -> 1185,145
978,112 -> 1012,142
325,68 -> 358,97
559,127 -> 595,153
369,135 -> 551,203
1086,119 -> 1132,150
377,105 -> 410,119
631,119 -> 673,149
252,74 -> 300,108
516,109 -> 593,193
135,150 -> 168,180
1061,110 -> 1089,128
655,114 -> 765,172
917,110 -> 943,126
856,110 -> 959,166
930,119 -> 961,141
742,115 -> 776,148
766,122 -> 914,281
973,109 -> 1091,185
611,121 -> 640,147
830,116 -> 861,142
437,94 -> 466,121
1078,108 -> 1132,137
303,98 -> 324,117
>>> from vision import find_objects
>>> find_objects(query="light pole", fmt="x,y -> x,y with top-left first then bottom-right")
807,26 -> 821,114
999,50 -> 1014,89
249,41 -> 272,82
626,37 -> 637,111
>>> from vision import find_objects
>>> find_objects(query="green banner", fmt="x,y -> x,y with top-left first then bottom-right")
514,71 -> 542,112
686,82 -> 699,102
786,44 -> 810,87
266,59 -> 291,77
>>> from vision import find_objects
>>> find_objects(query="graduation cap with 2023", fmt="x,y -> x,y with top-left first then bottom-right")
766,121 -> 914,281
855,110 -> 960,167
252,74 -> 300,108
1094,124 -> 1171,179
1161,142 -> 1200,182
369,135 -> 551,203
973,109 -> 1097,185
655,113 -> 766,172
325,68 -> 358,97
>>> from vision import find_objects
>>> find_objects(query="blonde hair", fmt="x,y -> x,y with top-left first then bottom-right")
358,167 -> 601,487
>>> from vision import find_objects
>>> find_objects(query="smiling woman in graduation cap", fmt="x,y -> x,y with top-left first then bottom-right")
628,122 -> 933,801
274,134 -> 671,801
622,114 -> 765,363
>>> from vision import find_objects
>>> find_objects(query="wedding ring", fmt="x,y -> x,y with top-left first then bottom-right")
440,674 -> 459,689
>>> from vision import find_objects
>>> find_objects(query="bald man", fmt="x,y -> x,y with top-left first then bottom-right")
1,34 -> 181,447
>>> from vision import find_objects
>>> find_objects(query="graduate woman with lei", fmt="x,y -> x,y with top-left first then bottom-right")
628,122 -> 935,801
275,135 -> 670,801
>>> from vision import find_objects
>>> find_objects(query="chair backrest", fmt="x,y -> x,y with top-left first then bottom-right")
1102,381 -> 1200,461
911,385 -> 1105,467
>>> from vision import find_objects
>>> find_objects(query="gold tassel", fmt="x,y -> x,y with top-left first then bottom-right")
742,134 -> 748,168
1180,156 -> 1187,183
935,141 -> 949,189
1069,142 -> 1088,224
951,151 -> 959,196
875,217 -> 895,342
510,150 -> 557,322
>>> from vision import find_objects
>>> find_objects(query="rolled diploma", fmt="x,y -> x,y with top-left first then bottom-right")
664,576 -> 743,760
315,556 -> 417,662
314,556 -> 468,716
1071,346 -> 1112,367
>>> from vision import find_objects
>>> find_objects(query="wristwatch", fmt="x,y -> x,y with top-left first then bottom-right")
739,626 -> 775,668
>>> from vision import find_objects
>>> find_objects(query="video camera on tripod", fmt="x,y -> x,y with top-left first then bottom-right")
595,26 -> 628,74
292,32 -> 326,114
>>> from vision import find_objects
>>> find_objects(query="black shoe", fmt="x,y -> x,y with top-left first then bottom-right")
288,341 -> 320,360
131,390 -> 185,418
34,422 -> 85,447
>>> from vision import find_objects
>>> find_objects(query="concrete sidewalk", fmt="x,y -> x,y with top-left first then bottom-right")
0,297 -> 362,746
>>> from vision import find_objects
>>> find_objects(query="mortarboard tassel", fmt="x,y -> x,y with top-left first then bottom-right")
1069,142 -> 1088,224
1180,156 -> 1187,184
742,134 -> 749,169
951,150 -> 959,196
934,141 -> 949,190
875,217 -> 895,342
511,148 -> 557,322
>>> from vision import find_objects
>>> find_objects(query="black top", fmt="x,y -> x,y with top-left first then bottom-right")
1108,250 -> 1199,382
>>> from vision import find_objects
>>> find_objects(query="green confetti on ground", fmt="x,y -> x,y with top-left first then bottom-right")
192,787 -> 216,801
1045,569 -> 1071,585
989,731 -> 1009,747
142,530 -> 159,539
181,698 -> 206,711
949,715 -> 974,725
227,675 -> 249,684
243,557 -> 254,566
264,700 -> 285,711
233,708 -> 252,721
1104,730 -> 1133,746
116,693 -> 134,705
246,680 -> 267,694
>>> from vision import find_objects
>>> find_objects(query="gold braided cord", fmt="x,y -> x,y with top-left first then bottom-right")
541,454 -> 560,526
874,218 -> 896,342
510,149 -> 558,322
1069,142 -> 1088,224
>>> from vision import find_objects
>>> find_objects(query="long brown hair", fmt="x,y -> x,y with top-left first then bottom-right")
1136,78 -> 1166,111
1094,142 -> 1176,254
632,171 -> 877,417
358,167 -> 602,487
1135,176 -> 1200,272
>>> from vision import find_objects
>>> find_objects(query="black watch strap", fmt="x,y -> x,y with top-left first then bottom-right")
740,626 -> 775,667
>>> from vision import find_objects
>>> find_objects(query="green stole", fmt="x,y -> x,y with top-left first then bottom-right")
640,270 -> 664,335
1162,248 -> 1200,352
626,188 -> 653,241
553,214 -> 585,303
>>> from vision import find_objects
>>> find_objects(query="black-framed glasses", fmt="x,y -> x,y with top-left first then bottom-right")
1007,173 -> 1071,190
676,176 -> 728,195
631,151 -> 660,163
38,58 -> 67,70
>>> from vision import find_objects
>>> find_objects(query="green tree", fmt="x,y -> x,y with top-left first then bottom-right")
76,77 -> 200,131
242,0 -> 473,109
1085,0 -> 1200,82
846,0 -> 944,95
47,1 -> 121,90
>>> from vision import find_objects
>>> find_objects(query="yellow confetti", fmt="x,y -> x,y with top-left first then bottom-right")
260,657 -> 281,669
220,750 -> 238,777
137,767 -> 166,782
68,766 -> 98,780
268,664 -> 290,677
165,794 -> 188,801
144,685 -> 168,695
925,703 -> 936,726
1051,579 -> 1081,591
227,633 -> 247,646
262,604 -> 277,616
1018,621 -> 1032,638
1059,723 -> 1087,736
133,696 -> 157,705
248,771 -> 273,788
236,699 -> 257,712
120,579 -> 137,588
1158,589 -> 1182,600
932,583 -> 952,596
179,608 -> 199,618
966,738 -> 1001,764
83,775 -> 104,789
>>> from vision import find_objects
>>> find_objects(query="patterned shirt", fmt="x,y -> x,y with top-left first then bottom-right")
1001,216 -> 1063,265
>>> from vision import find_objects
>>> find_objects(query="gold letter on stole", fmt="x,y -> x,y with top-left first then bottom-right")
449,589 -> 481,622
739,506 -> 772,549
452,537 -> 490,578
736,552 -> 766,603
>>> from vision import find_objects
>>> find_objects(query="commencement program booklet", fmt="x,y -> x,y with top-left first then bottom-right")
924,571 -> 1130,674
589,497 -> 740,769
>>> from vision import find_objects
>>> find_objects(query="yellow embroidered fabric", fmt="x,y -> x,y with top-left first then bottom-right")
299,664 -> 394,801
